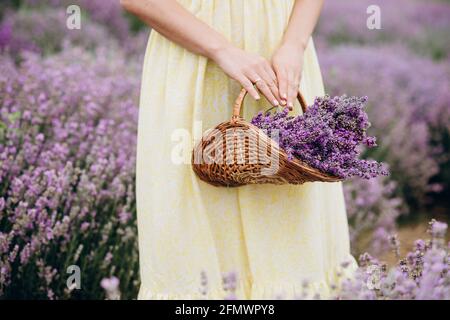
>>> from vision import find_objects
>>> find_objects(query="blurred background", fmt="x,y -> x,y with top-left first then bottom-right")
0,0 -> 449,299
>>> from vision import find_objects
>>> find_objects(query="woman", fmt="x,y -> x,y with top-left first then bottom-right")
122,0 -> 357,299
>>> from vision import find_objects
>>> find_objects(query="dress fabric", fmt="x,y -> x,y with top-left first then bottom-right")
136,0 -> 357,300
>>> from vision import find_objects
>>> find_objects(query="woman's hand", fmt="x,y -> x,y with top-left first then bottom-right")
121,0 -> 282,106
121,0 -> 321,109
271,43 -> 306,109
211,45 -> 282,106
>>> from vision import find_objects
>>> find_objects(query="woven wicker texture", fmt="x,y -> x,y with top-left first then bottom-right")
192,88 -> 341,187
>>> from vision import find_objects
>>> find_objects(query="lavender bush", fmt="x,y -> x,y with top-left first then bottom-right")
194,220 -> 449,300
251,95 -> 388,179
0,46 -> 141,299
0,8 -> 112,57
14,0 -> 130,41
0,1 -> 147,59
344,177 -> 405,256
316,0 -> 450,61
1,0 -> 449,300
335,220 -> 450,300
320,45 -> 450,210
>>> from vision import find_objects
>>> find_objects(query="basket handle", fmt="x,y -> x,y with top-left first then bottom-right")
232,88 -> 308,121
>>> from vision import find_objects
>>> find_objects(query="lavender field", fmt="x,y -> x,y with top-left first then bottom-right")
0,0 -> 449,299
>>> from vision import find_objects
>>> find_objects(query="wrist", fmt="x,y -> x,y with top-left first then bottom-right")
204,39 -> 234,62
280,38 -> 308,54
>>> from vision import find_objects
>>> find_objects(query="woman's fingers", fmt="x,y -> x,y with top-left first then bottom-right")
286,70 -> 299,109
238,76 -> 260,100
246,70 -> 279,107
275,67 -> 288,107
213,46 -> 293,106
261,63 -> 282,104
255,79 -> 279,107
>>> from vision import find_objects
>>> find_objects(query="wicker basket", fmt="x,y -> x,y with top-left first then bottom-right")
191,88 -> 341,187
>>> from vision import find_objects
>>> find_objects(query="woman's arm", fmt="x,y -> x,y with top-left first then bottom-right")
272,0 -> 324,108
121,0 -> 282,105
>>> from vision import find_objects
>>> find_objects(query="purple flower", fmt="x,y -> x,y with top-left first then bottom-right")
329,220 -> 450,300
316,0 -> 450,61
251,95 -> 388,179
319,45 -> 450,208
0,45 -> 140,299
100,276 -> 120,292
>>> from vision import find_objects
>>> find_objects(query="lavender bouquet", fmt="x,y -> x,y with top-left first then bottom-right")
251,95 -> 388,179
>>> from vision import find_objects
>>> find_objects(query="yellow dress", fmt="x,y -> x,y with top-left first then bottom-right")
136,0 -> 357,300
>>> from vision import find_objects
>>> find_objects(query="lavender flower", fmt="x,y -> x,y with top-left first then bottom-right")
320,45 -> 450,209
344,176 -> 404,256
251,95 -> 388,179
335,220 -> 450,300
100,276 -> 121,300
316,0 -> 450,60
0,46 -> 140,299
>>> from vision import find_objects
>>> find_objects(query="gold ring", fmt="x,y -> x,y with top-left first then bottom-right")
254,78 -> 263,85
